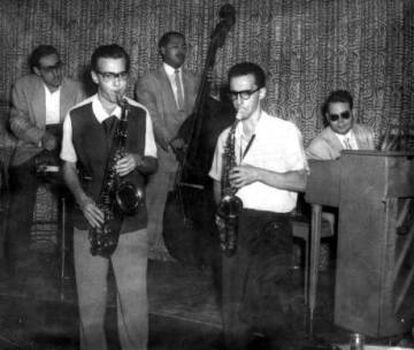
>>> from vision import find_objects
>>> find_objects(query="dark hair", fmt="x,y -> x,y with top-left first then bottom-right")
91,44 -> 130,72
158,31 -> 185,50
228,62 -> 266,88
325,89 -> 354,111
29,45 -> 59,71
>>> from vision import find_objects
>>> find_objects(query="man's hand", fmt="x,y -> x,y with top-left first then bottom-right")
169,137 -> 187,162
115,153 -> 139,176
169,137 -> 187,152
229,164 -> 258,188
41,132 -> 57,151
79,195 -> 104,229
158,138 -> 170,152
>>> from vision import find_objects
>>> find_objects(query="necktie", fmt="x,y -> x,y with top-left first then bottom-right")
103,115 -> 118,136
175,69 -> 184,110
344,137 -> 352,150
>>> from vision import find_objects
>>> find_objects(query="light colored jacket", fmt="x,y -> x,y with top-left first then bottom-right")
10,74 -> 85,165
306,123 -> 376,160
135,67 -> 199,172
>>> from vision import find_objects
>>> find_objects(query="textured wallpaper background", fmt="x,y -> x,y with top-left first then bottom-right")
0,0 -> 413,146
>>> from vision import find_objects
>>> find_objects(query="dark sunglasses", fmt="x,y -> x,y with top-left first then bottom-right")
328,111 -> 351,122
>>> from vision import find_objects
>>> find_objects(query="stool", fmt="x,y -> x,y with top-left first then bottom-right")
59,196 -> 69,301
33,169 -> 71,301
291,212 -> 335,305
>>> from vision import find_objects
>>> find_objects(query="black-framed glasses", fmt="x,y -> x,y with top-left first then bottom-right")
97,71 -> 128,82
228,87 -> 260,101
39,61 -> 63,73
328,111 -> 351,122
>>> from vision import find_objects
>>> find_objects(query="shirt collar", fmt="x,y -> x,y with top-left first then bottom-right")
236,108 -> 264,139
163,62 -> 181,76
335,129 -> 355,141
91,94 -> 122,123
43,84 -> 61,96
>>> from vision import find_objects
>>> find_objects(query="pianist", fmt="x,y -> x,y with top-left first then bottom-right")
306,89 -> 375,160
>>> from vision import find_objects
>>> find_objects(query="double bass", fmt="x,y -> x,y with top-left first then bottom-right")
163,4 -> 236,266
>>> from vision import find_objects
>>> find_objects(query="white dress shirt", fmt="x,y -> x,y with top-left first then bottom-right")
163,63 -> 184,108
44,85 -> 61,125
336,130 -> 359,150
209,111 -> 308,213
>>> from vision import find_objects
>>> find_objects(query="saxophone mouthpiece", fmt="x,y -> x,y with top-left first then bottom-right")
235,110 -> 246,121
116,94 -> 127,107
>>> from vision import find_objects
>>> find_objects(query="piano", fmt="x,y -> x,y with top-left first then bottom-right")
305,150 -> 414,337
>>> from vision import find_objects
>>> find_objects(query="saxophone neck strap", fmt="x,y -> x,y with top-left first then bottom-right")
241,133 -> 255,161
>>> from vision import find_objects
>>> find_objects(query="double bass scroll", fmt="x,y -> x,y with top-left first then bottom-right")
178,4 -> 236,181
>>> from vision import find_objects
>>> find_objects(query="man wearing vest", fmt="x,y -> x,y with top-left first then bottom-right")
60,44 -> 157,350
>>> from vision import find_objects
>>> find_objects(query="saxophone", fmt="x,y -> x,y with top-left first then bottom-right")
88,96 -> 144,258
216,120 -> 243,257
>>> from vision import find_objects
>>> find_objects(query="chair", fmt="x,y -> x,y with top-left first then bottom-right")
291,211 -> 335,305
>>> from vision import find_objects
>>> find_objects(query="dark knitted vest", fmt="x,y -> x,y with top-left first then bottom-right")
70,101 -> 148,233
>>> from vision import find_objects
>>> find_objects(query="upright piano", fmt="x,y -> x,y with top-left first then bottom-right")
305,150 -> 414,337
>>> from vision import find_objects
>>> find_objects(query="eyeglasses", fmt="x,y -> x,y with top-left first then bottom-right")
228,87 -> 260,101
328,111 -> 351,122
97,71 -> 128,82
39,61 -> 63,73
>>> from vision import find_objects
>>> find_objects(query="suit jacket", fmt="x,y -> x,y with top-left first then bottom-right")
135,67 -> 199,172
306,123 -> 375,160
10,74 -> 85,166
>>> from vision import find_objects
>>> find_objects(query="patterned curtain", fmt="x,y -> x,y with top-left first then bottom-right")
0,0 -> 412,146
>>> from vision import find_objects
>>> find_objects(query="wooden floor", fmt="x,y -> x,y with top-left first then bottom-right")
0,217 -> 413,349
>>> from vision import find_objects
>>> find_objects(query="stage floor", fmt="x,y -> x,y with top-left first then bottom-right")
0,239 -> 412,349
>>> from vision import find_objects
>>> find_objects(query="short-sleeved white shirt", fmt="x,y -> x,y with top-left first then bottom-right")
209,111 -> 307,213
60,94 -> 157,163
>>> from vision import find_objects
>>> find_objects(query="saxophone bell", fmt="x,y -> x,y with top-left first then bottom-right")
217,194 -> 243,219
115,181 -> 144,216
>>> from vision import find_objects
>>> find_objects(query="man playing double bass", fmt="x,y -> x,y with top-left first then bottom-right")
209,62 -> 308,349
135,31 -> 199,261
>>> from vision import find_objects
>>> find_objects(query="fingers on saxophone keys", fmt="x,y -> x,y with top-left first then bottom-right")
87,216 -> 101,229
88,206 -> 104,226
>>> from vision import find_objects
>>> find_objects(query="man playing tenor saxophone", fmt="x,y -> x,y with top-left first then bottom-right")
60,44 -> 157,350
209,62 -> 308,349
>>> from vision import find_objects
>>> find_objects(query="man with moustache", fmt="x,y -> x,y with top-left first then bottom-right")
135,31 -> 199,260
5,45 -> 84,277
209,62 -> 308,349
61,44 -> 157,350
306,89 -> 375,160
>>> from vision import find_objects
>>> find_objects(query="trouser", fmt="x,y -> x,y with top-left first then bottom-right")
145,169 -> 175,255
73,227 -> 149,350
221,209 -> 293,350
5,158 -> 38,275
